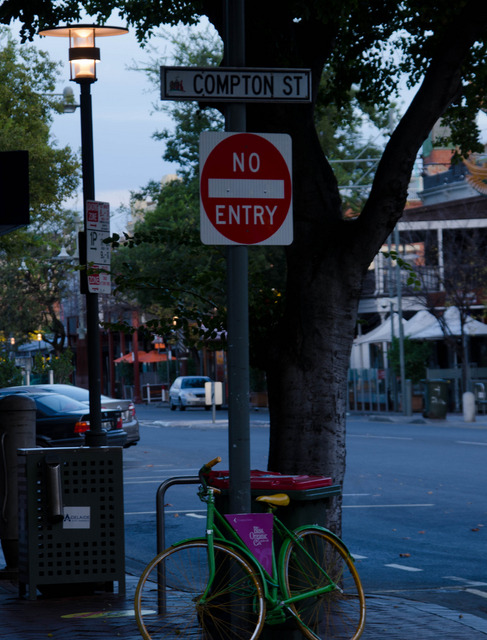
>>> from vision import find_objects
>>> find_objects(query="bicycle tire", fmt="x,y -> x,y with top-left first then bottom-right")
135,540 -> 266,640
281,528 -> 365,640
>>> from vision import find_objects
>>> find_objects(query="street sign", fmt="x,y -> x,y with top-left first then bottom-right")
200,132 -> 293,245
85,200 -> 111,294
161,66 -> 311,103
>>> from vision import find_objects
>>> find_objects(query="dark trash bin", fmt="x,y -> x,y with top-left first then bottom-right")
0,395 -> 36,570
423,379 -> 449,419
208,469 -> 341,531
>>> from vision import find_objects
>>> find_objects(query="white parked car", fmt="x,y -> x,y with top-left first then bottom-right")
169,376 -> 220,411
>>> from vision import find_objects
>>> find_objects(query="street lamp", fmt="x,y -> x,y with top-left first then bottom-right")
40,24 -> 128,446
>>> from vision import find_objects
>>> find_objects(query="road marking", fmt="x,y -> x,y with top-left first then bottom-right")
125,509 -> 206,516
444,576 -> 487,587
187,513 -> 206,519
352,554 -> 367,560
456,441 -> 487,446
350,435 -> 413,441
62,610 -> 139,619
467,589 -> 487,599
124,472 -> 199,484
344,503 -> 434,508
125,480 -> 172,485
343,493 -> 371,496
385,563 -> 423,572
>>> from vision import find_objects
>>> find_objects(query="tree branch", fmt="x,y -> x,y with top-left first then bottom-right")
355,3 -> 487,265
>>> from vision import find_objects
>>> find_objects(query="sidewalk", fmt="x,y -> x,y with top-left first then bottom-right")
1,408 -> 486,638
1,570 -> 487,639
350,409 -> 487,428
137,401 -> 487,430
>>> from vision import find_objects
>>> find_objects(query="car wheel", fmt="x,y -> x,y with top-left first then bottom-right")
170,400 -> 176,411
179,399 -> 186,411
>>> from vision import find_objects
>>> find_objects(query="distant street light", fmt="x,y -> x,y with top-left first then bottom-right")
61,86 -> 79,113
39,24 -> 128,446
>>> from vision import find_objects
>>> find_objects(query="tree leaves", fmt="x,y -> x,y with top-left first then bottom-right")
0,29 -> 80,348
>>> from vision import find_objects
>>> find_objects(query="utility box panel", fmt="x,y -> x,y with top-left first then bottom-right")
17,447 -> 125,600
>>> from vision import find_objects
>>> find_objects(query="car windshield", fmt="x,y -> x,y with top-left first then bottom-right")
35,394 -> 89,413
181,378 -> 209,389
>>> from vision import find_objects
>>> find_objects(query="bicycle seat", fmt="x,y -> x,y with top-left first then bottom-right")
255,493 -> 290,507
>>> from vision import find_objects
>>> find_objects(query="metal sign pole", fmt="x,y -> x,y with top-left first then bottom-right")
225,0 -> 251,514
79,81 -> 105,446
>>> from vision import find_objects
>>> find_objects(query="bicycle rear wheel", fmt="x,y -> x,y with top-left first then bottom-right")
281,528 -> 365,640
135,540 -> 266,640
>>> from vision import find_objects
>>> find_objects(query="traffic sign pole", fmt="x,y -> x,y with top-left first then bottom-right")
225,0 -> 251,515
79,82 -> 106,446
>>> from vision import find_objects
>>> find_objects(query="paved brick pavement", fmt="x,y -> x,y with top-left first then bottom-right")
1,409 -> 486,638
1,571 -> 487,639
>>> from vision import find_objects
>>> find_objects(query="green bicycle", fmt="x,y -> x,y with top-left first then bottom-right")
134,457 -> 366,640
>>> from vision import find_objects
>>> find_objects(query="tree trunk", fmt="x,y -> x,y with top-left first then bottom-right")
265,229 -> 363,534
209,0 -> 487,537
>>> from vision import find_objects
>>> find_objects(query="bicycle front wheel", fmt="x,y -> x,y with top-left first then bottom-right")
281,528 -> 365,640
135,540 -> 266,640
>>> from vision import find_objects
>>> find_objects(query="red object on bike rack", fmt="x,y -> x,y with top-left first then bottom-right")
209,470 -> 333,491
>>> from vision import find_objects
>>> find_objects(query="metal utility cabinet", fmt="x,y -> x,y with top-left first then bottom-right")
17,447 -> 125,600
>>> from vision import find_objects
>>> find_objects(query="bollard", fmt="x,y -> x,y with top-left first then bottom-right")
463,391 -> 476,423
404,379 -> 413,416
0,395 -> 36,570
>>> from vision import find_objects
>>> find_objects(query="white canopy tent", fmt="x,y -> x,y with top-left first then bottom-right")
402,310 -> 438,337
408,306 -> 487,340
350,307 -> 487,369
354,309 -> 440,345
355,307 -> 487,344
355,313 -> 408,345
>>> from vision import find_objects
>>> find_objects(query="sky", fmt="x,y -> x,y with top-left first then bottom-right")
10,18 -> 199,234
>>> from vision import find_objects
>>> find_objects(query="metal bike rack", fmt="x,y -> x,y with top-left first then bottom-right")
156,475 -> 199,555
154,476 -> 199,614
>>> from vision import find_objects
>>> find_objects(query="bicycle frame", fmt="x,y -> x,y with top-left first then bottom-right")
170,485 -> 351,628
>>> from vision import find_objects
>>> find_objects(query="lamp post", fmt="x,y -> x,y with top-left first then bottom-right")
40,24 -> 128,445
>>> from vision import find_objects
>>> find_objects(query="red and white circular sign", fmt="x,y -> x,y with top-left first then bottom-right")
200,132 -> 293,245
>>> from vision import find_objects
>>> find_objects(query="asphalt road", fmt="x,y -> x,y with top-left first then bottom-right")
344,416 -> 487,615
123,404 -> 487,616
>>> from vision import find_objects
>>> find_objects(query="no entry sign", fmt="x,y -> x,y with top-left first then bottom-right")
200,132 -> 293,245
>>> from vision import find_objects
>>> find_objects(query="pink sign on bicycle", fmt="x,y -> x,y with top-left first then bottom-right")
225,513 -> 274,575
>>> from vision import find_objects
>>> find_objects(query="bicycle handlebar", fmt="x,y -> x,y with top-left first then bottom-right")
199,456 -> 222,490
202,456 -> 222,472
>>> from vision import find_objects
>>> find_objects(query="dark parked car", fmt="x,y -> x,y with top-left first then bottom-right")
0,391 -> 127,448
0,384 -> 139,446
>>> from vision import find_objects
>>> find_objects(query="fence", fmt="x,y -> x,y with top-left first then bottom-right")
142,383 -> 168,403
347,369 -> 397,413
348,367 -> 487,414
